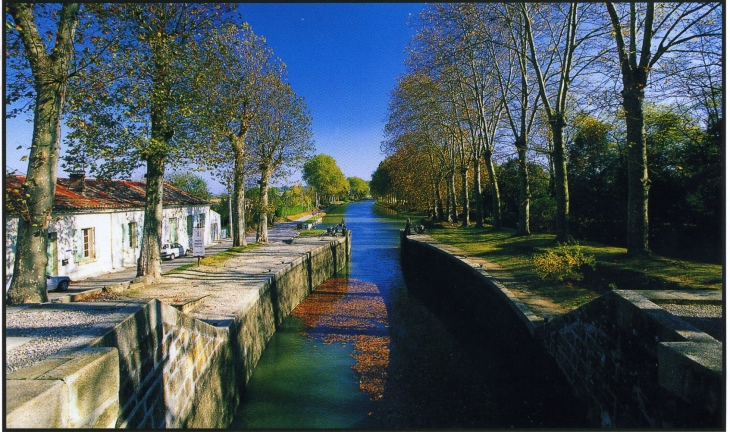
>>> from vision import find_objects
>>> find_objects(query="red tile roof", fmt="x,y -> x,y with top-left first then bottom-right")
5,175 -> 210,213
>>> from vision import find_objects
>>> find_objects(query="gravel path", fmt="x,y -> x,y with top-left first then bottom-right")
5,301 -> 145,374
660,303 -> 723,342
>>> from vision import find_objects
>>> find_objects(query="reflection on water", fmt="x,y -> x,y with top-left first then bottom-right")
231,201 -> 590,429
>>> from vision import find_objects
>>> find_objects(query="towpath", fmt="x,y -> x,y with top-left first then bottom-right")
47,216 -> 309,301
6,215 -> 332,374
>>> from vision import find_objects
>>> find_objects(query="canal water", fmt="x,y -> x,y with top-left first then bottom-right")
230,201 -> 591,429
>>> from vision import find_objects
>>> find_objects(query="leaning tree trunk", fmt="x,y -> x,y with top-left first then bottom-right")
460,168 -> 470,227
257,169 -> 271,243
137,152 -> 165,280
484,152 -> 502,230
7,82 -> 65,304
516,139 -> 531,236
623,82 -> 650,255
6,3 -> 80,304
473,158 -> 484,228
231,135 -> 247,247
551,115 -> 570,243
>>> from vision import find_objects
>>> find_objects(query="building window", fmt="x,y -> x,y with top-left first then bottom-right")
129,222 -> 138,248
82,228 -> 96,259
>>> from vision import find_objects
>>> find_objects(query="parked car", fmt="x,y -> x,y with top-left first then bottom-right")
5,275 -> 71,294
161,243 -> 186,260
47,275 -> 71,291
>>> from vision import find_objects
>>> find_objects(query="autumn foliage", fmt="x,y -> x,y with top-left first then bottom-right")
291,277 -> 390,400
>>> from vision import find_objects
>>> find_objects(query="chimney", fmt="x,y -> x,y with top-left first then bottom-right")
68,172 -> 86,194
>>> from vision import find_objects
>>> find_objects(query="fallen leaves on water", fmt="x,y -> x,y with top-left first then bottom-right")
292,277 -> 390,400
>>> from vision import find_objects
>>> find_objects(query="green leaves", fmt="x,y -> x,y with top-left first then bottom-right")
303,154 -> 348,198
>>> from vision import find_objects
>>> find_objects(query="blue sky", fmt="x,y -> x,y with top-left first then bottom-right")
4,3 -> 424,194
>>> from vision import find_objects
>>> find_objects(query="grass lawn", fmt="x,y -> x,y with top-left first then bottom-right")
430,225 -> 722,312
163,243 -> 263,275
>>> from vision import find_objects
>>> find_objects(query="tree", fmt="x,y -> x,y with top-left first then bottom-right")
383,74 -> 452,219
567,113 -> 626,244
348,177 -> 370,200
248,77 -> 314,242
165,172 -> 211,200
5,4 -> 82,303
604,2 -> 721,255
518,3 -> 608,241
370,160 -> 394,204
416,4 -> 505,228
63,4 -> 233,279
190,23 -> 277,247
495,158 -> 552,232
303,154 -> 349,206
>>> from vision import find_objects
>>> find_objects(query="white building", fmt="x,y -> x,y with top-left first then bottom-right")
5,174 -> 221,281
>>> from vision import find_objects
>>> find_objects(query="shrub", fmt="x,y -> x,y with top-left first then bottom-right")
532,243 -> 596,282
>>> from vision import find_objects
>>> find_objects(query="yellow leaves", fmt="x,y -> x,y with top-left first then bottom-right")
291,277 -> 391,400
533,243 -> 595,282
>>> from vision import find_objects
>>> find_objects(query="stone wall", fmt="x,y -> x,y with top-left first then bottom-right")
6,232 -> 351,429
543,290 -> 723,428
88,300 -> 236,428
6,347 -> 120,428
400,233 -> 723,429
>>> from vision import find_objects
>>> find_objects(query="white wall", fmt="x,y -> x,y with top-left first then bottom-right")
161,206 -> 221,251
6,205 -> 217,283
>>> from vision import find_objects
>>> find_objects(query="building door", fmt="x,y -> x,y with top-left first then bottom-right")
46,232 -> 58,276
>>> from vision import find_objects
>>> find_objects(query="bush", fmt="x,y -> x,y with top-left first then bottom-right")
532,243 -> 596,282
275,205 -> 306,217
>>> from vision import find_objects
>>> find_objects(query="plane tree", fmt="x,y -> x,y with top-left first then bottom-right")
247,77 -> 314,243
604,2 -> 721,255
63,4 -> 235,280
383,74 -> 452,220
5,4 -> 87,303
188,23 -> 278,247
409,4 -> 505,228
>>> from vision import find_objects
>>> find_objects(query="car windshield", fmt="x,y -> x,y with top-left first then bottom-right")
162,244 -> 170,249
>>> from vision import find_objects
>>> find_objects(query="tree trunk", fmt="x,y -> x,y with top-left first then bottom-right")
257,170 -> 270,243
449,171 -> 458,222
623,83 -> 650,254
473,158 -> 484,228
551,115 -> 570,242
136,154 -> 165,280
436,179 -> 444,220
484,153 -> 502,230
461,168 -> 470,227
231,135 -> 247,247
445,177 -> 452,221
516,140 -> 531,236
8,84 -> 67,304
7,4 -> 80,304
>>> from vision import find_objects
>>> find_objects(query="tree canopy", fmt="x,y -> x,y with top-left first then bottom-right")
303,154 -> 349,205
376,2 -> 722,261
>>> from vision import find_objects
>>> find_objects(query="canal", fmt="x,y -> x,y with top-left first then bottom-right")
230,200 -> 591,429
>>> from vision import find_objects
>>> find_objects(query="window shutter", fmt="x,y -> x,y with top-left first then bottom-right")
73,229 -> 84,262
122,222 -> 128,250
